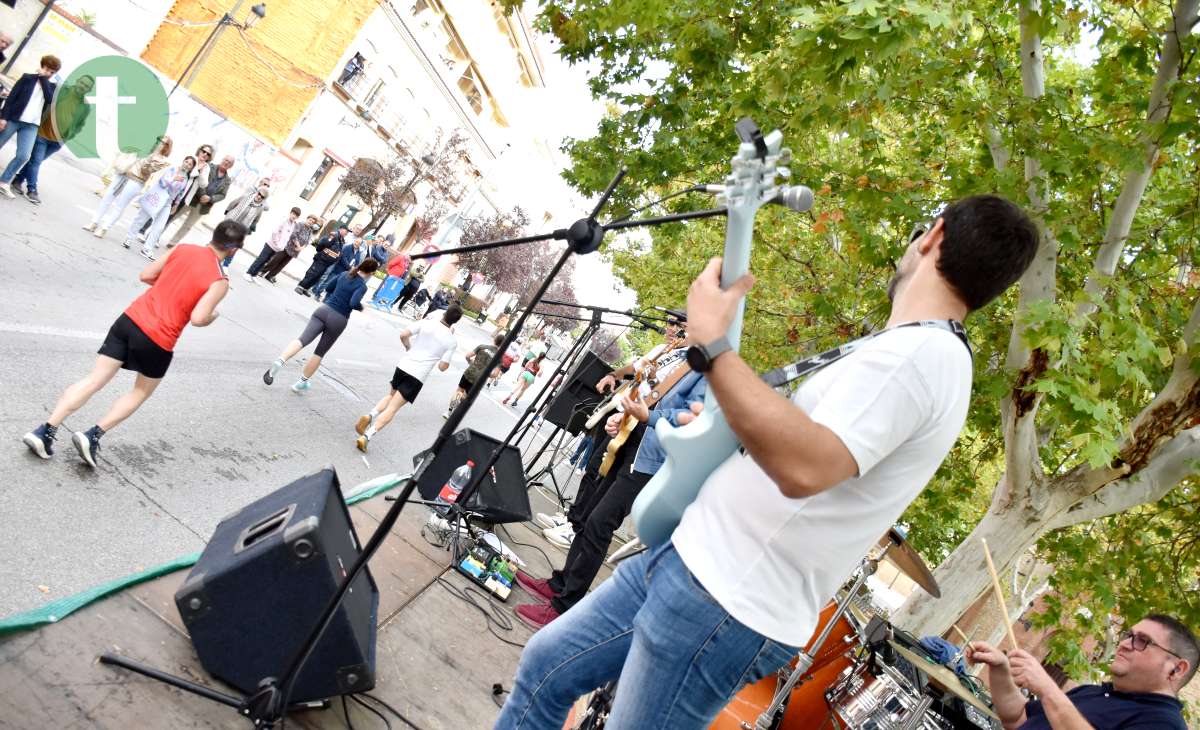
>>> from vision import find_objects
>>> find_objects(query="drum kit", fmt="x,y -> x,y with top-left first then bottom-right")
574,530 -> 1002,730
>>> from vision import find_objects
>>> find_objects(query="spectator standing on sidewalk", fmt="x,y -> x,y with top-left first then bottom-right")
7,74 -> 93,204
138,143 -> 212,243
0,32 -> 13,66
315,230 -> 364,301
296,225 -> 347,296
245,206 -> 299,281
259,214 -> 319,284
123,156 -> 195,260
372,248 -> 411,308
85,136 -> 173,238
0,55 -> 60,199
313,224 -> 362,296
393,268 -> 423,312
167,153 -> 234,246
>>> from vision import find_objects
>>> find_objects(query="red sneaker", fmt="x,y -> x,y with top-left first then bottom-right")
515,602 -> 560,630
515,570 -> 556,603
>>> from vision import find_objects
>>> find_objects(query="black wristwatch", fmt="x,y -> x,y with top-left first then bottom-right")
687,336 -> 732,372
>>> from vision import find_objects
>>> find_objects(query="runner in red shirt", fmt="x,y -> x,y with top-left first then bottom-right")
22,219 -> 248,468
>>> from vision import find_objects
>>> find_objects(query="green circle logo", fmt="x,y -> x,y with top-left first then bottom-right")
56,56 -> 169,159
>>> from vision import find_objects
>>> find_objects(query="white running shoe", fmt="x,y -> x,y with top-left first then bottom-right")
544,524 -> 574,549
534,512 -> 568,530
0,182 -> 14,199
242,273 -> 254,283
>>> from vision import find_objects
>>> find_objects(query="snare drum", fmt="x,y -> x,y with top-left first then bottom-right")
710,601 -> 863,730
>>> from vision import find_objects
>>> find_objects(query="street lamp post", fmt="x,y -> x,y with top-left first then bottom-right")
168,3 -> 266,99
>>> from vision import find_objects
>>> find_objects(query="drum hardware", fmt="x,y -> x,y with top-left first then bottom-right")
886,641 -> 999,724
752,554 -> 882,730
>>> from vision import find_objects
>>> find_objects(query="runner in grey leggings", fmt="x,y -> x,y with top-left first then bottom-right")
262,258 -> 379,393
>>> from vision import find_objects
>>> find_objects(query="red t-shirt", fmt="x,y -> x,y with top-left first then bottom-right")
387,254 -> 410,278
125,244 -> 225,351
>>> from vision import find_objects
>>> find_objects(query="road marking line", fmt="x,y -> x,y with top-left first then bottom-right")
0,322 -> 106,340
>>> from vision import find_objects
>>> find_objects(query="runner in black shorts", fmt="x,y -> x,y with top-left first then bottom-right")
23,220 -> 245,467
355,305 -> 462,452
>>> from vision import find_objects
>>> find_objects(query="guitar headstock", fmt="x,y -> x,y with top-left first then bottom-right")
718,118 -> 791,217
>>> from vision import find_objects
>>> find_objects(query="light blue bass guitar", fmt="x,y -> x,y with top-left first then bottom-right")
632,119 -> 803,547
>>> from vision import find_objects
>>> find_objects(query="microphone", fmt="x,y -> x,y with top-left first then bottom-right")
639,322 -> 666,334
697,184 -> 815,212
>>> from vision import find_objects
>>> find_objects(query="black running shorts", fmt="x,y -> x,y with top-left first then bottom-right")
390,368 -> 424,404
98,313 -> 174,379
457,374 -> 476,392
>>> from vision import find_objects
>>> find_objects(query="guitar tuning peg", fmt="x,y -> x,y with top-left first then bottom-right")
777,167 -> 792,179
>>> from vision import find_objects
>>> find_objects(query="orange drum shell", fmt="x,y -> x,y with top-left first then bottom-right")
710,602 -> 858,730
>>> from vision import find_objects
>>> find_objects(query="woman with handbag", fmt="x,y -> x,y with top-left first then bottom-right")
85,136 -> 173,238
121,156 -> 196,260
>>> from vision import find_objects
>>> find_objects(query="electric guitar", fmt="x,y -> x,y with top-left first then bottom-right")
597,363 -> 658,476
631,119 -> 797,547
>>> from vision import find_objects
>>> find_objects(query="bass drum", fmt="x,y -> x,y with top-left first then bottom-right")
710,602 -> 861,730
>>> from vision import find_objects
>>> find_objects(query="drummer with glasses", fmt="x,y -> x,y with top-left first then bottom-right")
967,613 -> 1195,729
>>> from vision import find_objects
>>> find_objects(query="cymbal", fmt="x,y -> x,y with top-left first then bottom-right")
878,528 -> 940,598
888,641 -> 998,721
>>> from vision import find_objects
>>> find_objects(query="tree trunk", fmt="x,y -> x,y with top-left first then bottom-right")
891,504 -> 1045,636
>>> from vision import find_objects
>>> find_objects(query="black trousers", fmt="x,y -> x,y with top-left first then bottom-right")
298,257 -> 334,290
261,251 -> 293,279
549,426 -> 647,613
246,245 -> 276,277
566,429 -> 616,532
392,288 -> 417,309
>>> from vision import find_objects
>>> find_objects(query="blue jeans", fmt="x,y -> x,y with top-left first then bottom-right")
495,543 -> 796,729
0,121 -> 40,184
569,435 -> 594,468
12,137 -> 62,192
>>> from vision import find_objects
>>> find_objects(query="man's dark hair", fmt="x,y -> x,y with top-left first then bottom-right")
211,219 -> 248,250
493,332 -> 506,346
290,207 -> 302,216
1146,614 -> 1200,685
40,55 -> 61,72
937,194 -> 1039,311
444,304 -> 463,326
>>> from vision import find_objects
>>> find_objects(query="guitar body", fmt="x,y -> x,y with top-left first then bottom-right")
598,414 -> 639,477
632,119 -> 794,547
585,382 -> 631,430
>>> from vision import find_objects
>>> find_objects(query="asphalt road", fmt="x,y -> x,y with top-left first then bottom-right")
0,151 -> 560,618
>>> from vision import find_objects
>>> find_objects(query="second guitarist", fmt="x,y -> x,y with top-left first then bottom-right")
515,320 -> 705,630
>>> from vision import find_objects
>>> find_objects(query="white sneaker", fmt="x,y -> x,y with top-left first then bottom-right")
93,227 -> 107,238
82,222 -> 96,232
137,232 -> 147,243
242,273 -> 254,283
534,512 -> 568,530
0,182 -> 14,199
544,524 -> 574,549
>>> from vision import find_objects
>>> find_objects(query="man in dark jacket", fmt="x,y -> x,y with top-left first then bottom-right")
0,55 -> 60,199
8,74 -> 94,204
316,234 -> 365,301
167,154 -> 234,245
295,226 -> 348,296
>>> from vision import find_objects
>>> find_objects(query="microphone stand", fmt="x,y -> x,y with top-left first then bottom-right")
97,164 -> 728,729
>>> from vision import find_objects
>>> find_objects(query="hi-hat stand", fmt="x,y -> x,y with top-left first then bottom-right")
97,154 -> 731,728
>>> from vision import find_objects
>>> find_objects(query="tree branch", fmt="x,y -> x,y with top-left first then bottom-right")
1049,425 -> 1200,529
1076,0 -> 1200,317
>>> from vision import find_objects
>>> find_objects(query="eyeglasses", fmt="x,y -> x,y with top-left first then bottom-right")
1120,630 -> 1184,660
199,149 -> 213,156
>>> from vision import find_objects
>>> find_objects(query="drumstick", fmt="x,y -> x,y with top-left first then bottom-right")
981,539 -> 1019,650
951,624 -> 969,644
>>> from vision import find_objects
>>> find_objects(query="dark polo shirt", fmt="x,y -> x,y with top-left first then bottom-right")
1020,682 -> 1186,729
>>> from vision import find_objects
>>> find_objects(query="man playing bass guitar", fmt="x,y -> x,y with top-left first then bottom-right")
496,194 -> 1039,729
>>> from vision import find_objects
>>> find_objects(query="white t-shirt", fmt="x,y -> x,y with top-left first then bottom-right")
396,319 -> 456,382
671,326 -> 972,647
19,82 -> 46,125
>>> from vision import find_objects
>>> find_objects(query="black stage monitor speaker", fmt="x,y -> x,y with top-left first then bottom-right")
175,467 -> 378,703
415,429 -> 531,523
545,351 -> 611,434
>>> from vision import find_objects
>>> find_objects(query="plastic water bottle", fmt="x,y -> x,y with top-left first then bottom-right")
434,460 -> 474,515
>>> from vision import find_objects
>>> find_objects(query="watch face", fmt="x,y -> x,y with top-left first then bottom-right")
686,345 -> 708,372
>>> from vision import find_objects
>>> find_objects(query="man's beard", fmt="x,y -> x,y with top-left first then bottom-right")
887,270 -> 905,302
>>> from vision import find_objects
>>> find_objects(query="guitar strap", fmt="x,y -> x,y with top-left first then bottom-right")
760,320 -> 970,389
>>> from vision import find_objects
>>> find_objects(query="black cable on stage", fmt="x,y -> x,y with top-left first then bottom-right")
498,523 -> 555,574
343,694 -> 358,730
360,691 -> 429,730
349,694 -> 392,730
435,574 -> 526,649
